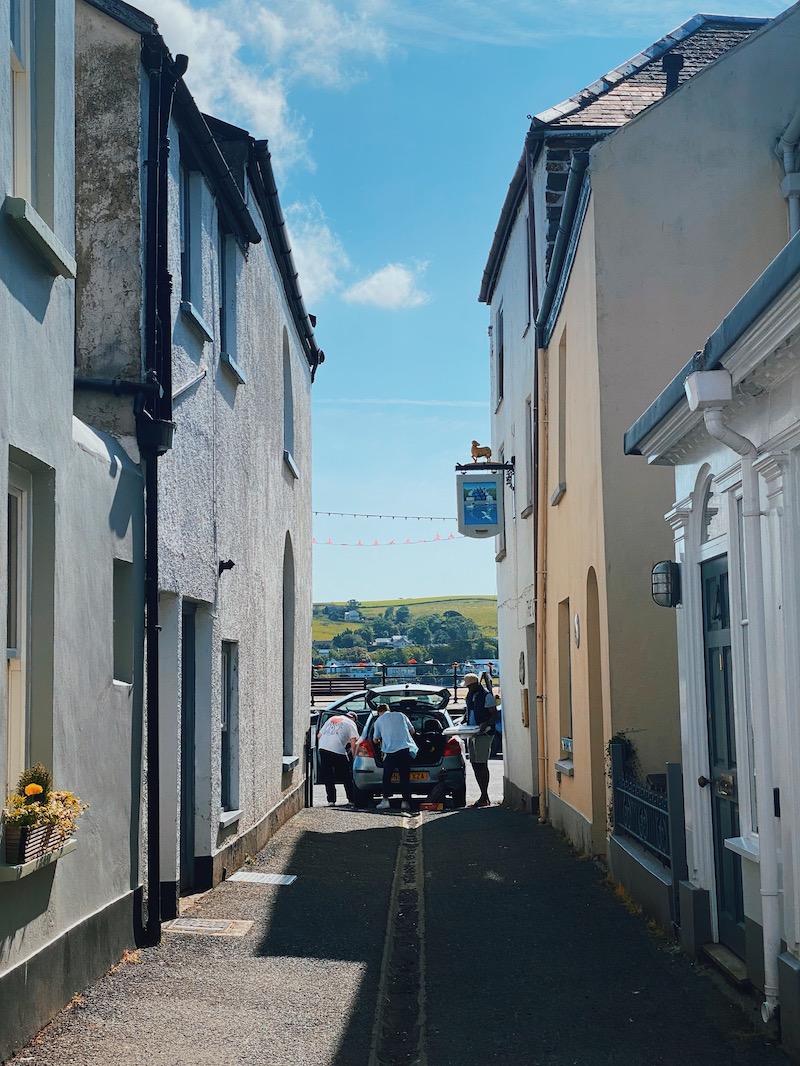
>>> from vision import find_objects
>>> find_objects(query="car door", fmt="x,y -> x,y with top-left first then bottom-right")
312,695 -> 370,783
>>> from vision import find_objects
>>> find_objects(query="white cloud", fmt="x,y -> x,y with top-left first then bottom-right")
284,200 -> 351,306
342,262 -> 431,310
145,0 -> 785,173
145,0 -> 391,173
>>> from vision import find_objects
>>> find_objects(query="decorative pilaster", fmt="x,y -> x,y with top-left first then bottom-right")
756,451 -> 800,954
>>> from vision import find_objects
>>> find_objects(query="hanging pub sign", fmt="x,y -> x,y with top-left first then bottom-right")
456,470 -> 504,539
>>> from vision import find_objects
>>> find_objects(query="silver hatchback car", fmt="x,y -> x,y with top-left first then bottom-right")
350,685 -> 467,807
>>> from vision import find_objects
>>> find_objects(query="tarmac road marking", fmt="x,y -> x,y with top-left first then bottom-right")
368,812 -> 428,1066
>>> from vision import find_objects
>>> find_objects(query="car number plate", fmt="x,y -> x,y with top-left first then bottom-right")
391,772 -> 429,782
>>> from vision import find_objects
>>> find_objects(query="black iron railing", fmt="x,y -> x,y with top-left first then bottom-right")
311,662 -> 497,691
609,744 -> 688,925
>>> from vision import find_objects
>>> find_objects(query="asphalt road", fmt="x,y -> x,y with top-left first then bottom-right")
5,759 -> 788,1066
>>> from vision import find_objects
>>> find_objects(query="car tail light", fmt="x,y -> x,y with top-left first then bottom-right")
444,737 -> 462,757
355,739 -> 375,758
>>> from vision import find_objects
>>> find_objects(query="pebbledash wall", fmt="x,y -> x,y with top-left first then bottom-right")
73,0 -> 314,914
0,2 -> 146,1057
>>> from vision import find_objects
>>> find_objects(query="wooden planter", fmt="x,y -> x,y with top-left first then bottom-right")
3,824 -> 68,865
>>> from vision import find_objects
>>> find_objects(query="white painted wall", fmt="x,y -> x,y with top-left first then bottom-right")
1,0 -> 146,994
488,197 -> 538,805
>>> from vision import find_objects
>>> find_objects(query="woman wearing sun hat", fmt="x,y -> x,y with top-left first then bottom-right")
462,672 -> 497,807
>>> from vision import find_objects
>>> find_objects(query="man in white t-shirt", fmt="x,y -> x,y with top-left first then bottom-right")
373,704 -> 418,812
317,712 -> 360,805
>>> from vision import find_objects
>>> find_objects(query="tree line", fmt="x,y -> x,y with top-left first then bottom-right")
313,602 -> 498,664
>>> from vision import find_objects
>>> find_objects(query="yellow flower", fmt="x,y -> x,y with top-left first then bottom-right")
24,783 -> 44,796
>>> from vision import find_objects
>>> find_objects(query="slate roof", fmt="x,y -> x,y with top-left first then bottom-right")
479,14 -> 769,305
533,16 -> 766,130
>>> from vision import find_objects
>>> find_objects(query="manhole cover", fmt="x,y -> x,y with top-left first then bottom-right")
228,871 -> 297,886
163,918 -> 253,937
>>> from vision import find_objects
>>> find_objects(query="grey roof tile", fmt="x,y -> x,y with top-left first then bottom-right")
534,17 -> 766,131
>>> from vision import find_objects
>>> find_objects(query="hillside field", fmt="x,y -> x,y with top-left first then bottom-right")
312,595 -> 498,642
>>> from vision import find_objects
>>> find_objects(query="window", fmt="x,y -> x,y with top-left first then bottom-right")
179,168 -> 213,340
523,396 -> 534,516
113,559 -> 134,684
551,327 -> 567,506
220,641 -> 239,812
282,537 -> 296,766
9,0 -> 55,225
494,305 -> 504,408
736,497 -> 757,832
218,225 -> 245,383
495,447 -> 507,561
7,466 -> 31,791
558,598 -> 573,757
10,0 -> 32,203
283,328 -> 297,476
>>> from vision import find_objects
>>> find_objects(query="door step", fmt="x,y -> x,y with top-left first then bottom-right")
702,942 -> 750,990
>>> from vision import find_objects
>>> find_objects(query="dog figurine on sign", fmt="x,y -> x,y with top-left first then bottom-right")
471,440 -> 492,462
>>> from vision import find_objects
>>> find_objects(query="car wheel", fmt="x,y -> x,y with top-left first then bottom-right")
452,786 -> 467,808
352,784 -> 371,808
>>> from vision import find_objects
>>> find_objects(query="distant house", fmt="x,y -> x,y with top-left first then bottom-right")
344,610 -> 362,622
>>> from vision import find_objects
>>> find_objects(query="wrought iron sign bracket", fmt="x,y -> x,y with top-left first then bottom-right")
455,457 -> 515,489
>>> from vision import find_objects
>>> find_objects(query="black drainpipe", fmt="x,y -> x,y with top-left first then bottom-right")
138,36 -> 188,948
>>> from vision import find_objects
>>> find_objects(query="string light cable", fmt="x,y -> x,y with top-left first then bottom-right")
312,509 -> 466,547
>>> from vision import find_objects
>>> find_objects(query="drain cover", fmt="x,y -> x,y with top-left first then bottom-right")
163,917 -> 253,937
228,870 -> 297,886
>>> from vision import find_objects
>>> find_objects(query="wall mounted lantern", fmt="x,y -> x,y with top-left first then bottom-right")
651,560 -> 681,608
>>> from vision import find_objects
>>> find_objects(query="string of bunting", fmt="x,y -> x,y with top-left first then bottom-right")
313,532 -> 466,547
312,508 -> 465,546
313,510 -> 456,521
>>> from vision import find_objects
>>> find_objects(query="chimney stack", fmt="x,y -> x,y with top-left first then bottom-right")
662,53 -> 685,95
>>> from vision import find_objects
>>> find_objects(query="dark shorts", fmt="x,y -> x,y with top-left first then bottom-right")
468,734 -> 493,764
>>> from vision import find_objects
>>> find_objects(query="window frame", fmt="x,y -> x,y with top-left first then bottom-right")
6,465 -> 32,793
10,0 -> 32,204
179,167 -> 214,341
218,223 -> 246,384
220,640 -> 239,814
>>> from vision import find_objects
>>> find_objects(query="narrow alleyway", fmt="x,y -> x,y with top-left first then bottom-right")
5,768 -> 788,1066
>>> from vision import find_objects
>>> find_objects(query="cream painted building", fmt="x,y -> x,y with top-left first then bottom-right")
480,13 -> 774,856
483,7 -> 800,1051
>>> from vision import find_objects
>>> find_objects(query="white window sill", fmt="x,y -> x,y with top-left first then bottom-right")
555,758 -> 574,777
0,836 -> 78,881
282,755 -> 300,772
724,836 -> 760,863
4,195 -> 76,279
219,808 -> 243,829
221,351 -> 247,385
180,300 -> 214,342
283,451 -> 299,480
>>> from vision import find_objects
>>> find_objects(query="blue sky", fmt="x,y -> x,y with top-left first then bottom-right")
146,0 -> 783,602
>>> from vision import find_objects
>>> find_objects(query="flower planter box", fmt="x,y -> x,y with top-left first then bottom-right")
3,824 -> 69,865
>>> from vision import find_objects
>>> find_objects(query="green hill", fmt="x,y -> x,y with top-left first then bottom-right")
312,595 -> 497,642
